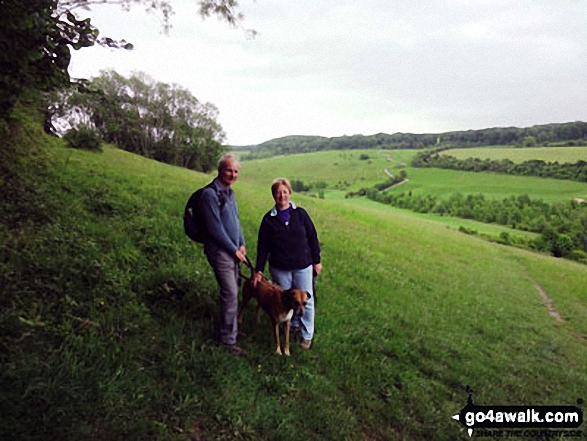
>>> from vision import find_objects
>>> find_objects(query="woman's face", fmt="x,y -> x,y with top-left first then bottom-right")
273,184 -> 291,210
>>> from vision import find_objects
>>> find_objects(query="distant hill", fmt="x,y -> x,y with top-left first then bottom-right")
229,121 -> 587,159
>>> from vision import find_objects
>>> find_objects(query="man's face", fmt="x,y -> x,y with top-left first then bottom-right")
218,159 -> 240,188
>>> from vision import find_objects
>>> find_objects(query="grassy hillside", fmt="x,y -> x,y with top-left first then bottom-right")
2,140 -> 587,440
242,149 -> 587,203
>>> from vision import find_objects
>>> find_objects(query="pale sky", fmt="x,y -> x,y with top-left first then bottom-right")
68,0 -> 587,146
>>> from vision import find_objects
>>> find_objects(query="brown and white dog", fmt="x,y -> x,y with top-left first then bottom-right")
238,260 -> 310,356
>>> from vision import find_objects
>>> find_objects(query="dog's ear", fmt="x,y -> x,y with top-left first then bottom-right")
305,291 -> 311,300
283,289 -> 294,300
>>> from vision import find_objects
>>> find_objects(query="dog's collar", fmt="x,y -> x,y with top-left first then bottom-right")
270,201 -> 297,216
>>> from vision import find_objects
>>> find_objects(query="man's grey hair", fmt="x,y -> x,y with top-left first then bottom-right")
218,154 -> 240,172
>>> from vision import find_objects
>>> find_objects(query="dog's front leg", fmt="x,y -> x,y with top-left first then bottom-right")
284,319 -> 291,356
273,322 -> 282,355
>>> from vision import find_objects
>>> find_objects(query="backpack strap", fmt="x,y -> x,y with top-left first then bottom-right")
205,181 -> 227,210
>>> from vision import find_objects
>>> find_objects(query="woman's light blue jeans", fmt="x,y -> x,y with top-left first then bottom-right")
269,265 -> 315,340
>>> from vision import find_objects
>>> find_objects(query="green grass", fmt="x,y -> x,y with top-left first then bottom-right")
240,149 -> 587,203
400,167 -> 587,202
442,146 -> 587,164
325,191 -> 540,242
3,140 -> 587,440
241,150 -> 395,192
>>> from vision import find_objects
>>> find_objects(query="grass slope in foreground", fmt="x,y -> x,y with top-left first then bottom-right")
2,144 -> 586,441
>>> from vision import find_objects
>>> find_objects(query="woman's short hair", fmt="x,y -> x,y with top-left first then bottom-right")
271,178 -> 292,196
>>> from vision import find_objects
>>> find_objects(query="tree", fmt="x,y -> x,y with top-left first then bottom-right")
63,125 -> 102,151
57,0 -> 173,32
53,70 -> 226,171
0,1 -> 97,118
1,0 -> 248,121
522,135 -> 537,147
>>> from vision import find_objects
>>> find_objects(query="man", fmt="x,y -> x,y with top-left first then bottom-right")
200,154 -> 247,356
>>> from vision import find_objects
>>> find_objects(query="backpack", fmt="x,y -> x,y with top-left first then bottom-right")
183,182 -> 226,243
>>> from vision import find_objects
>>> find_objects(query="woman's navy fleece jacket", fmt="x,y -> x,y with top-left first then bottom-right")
255,203 -> 321,272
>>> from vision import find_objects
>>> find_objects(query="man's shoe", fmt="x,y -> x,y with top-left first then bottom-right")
300,339 -> 312,350
223,344 -> 247,357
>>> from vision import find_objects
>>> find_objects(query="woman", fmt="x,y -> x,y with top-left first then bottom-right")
253,178 -> 322,349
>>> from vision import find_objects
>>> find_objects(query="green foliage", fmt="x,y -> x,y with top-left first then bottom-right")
522,135 -> 537,147
51,70 -> 225,172
0,0 -> 104,118
1,0 -> 248,131
458,225 -> 478,236
0,102 -> 59,229
290,179 -> 310,192
63,125 -> 103,151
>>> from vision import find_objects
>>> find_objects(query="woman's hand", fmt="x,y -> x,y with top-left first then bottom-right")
313,263 -> 323,276
252,271 -> 263,287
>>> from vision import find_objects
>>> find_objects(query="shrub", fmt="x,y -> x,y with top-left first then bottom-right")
63,126 -> 102,151
458,226 -> 478,235
313,181 -> 328,189
568,249 -> 587,263
291,179 -> 310,192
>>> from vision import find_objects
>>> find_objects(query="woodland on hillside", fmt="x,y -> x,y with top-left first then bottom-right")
237,122 -> 587,159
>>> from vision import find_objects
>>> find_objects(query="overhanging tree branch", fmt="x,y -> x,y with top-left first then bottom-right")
1,0 -> 252,120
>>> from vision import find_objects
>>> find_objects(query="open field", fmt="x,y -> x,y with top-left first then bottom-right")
241,150 -> 392,192
241,149 -> 587,203
442,146 -> 587,164
4,142 -> 586,440
399,167 -> 587,202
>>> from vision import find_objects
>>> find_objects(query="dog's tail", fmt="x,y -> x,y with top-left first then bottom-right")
239,255 -> 254,280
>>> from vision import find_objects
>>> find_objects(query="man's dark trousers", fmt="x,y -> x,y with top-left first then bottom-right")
205,248 -> 239,346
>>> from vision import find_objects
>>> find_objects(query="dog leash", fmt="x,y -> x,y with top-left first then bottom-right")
238,255 -> 274,284
242,255 -> 253,270
238,255 -> 254,280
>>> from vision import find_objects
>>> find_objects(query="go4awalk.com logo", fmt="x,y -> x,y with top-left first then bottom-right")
451,387 -> 584,438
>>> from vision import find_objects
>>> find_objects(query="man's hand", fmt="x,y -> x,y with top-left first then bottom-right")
235,246 -> 247,262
